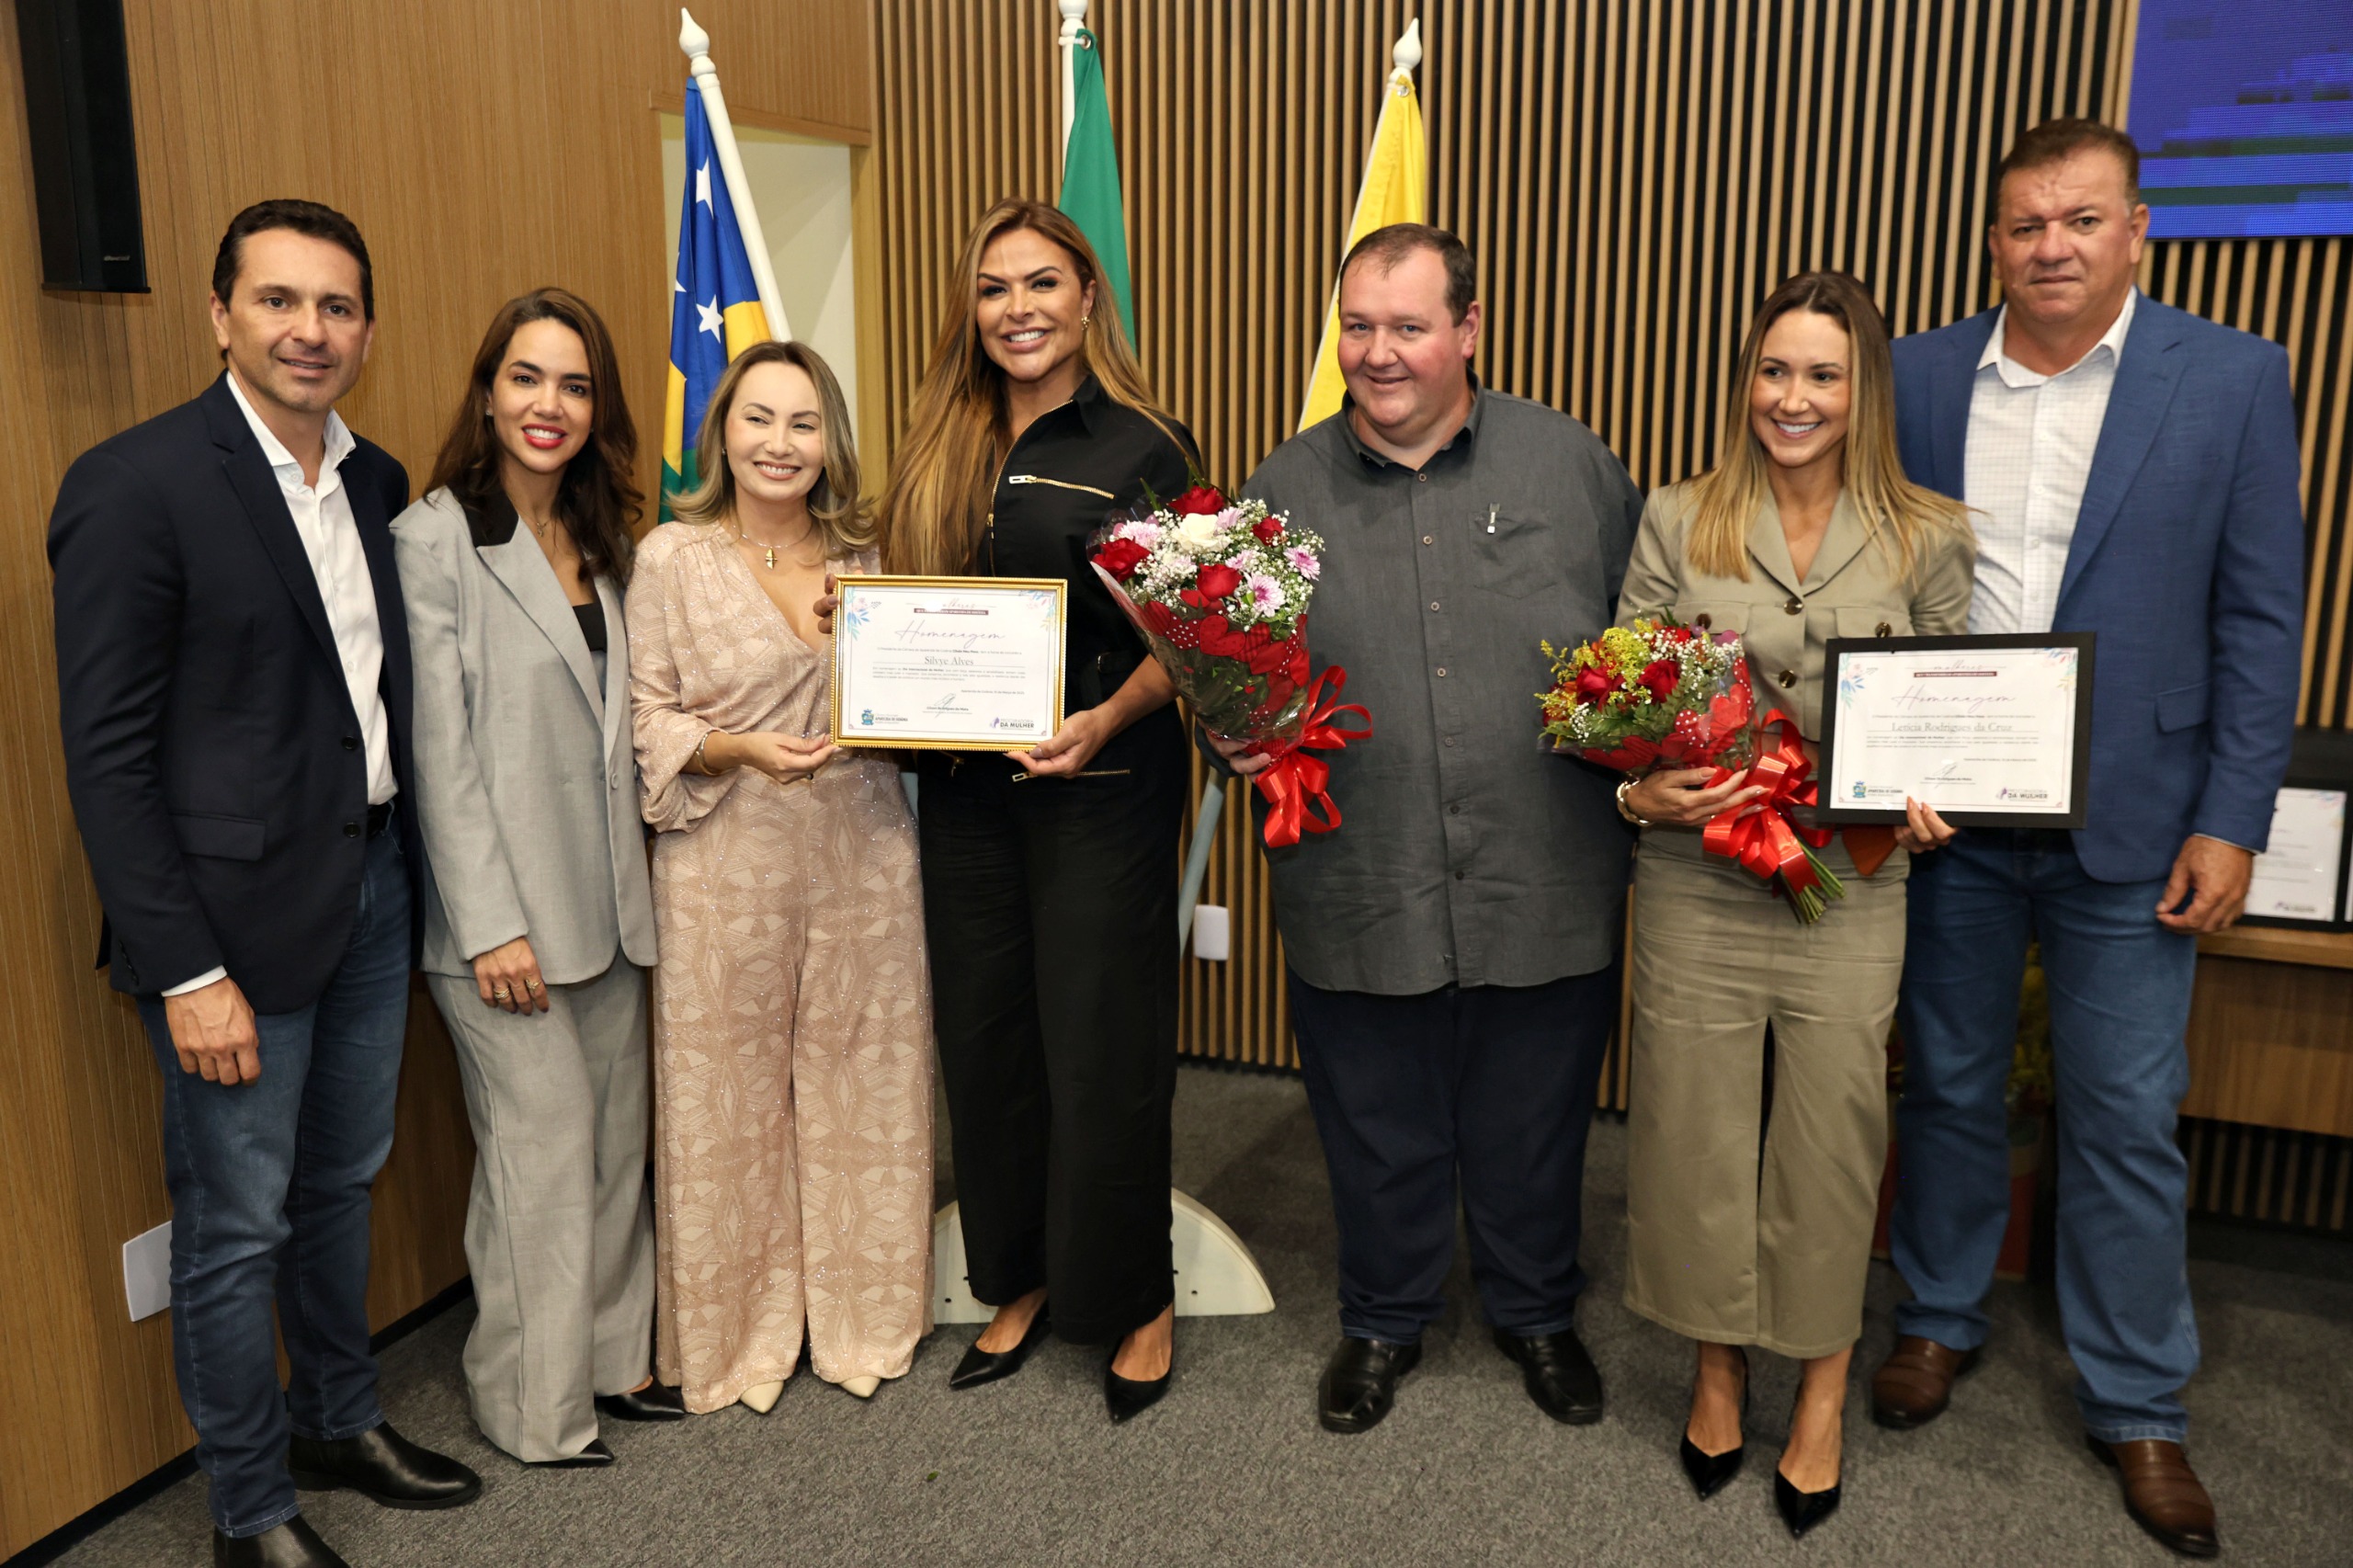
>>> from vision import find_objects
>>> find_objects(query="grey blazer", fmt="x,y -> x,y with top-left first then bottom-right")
392,486 -> 656,983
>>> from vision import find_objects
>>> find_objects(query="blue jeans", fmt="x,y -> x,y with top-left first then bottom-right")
1287,967 -> 1617,1345
1891,827 -> 2200,1443
138,824 -> 412,1537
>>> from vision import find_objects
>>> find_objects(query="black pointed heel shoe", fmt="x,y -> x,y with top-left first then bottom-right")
1105,1351 -> 1171,1424
527,1437 -> 614,1470
595,1382 -> 686,1422
1774,1386 -> 1843,1540
949,1303 -> 1051,1390
1678,1347 -> 1750,1500
1774,1468 -> 1843,1538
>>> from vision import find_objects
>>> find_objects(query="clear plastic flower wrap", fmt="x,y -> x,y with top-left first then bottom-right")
1539,615 -> 1756,774
1538,614 -> 1847,922
1088,484 -> 1369,845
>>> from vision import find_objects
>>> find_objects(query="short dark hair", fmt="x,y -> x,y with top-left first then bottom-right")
1994,119 -> 2142,210
210,199 -> 374,319
1338,222 -> 1477,324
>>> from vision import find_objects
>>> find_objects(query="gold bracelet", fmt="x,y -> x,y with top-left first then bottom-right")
693,731 -> 718,775
1615,776 -> 1653,828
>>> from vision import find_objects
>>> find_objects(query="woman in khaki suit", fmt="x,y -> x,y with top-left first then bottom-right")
1614,271 -> 1974,1537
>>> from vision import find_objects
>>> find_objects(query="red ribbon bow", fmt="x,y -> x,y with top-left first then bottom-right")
1699,708 -> 1835,901
1245,665 -> 1373,847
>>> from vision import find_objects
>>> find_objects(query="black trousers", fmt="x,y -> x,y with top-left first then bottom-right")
919,717 -> 1185,1345
1287,966 -> 1618,1345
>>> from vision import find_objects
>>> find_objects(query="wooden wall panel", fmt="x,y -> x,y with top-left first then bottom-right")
0,3 -> 870,1553
866,1 -> 2353,1085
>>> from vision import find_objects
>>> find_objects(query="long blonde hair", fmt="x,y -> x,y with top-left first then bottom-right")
1685,270 -> 1966,582
671,338 -> 874,555
879,198 -> 1180,574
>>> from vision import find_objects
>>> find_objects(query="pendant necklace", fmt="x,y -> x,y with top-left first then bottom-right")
737,522 -> 819,572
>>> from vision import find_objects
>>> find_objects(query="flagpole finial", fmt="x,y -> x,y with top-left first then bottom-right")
679,8 -> 711,71
1393,17 -> 1423,74
1059,0 -> 1087,48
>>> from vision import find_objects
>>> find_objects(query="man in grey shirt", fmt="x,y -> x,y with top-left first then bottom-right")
1214,224 -> 1640,1435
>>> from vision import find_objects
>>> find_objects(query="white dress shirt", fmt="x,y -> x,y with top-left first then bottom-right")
166,378 -> 396,998
1961,290 -> 2135,637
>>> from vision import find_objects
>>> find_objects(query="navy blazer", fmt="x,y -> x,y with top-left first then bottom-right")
1891,294 -> 2305,882
50,374 -> 420,1011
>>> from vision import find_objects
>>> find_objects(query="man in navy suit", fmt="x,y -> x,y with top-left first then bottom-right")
51,201 -> 479,1568
1872,121 -> 2302,1559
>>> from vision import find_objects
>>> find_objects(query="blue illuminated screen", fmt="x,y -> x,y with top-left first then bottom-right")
2128,0 -> 2353,239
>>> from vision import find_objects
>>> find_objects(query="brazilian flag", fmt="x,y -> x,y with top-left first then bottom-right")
663,82 -> 772,517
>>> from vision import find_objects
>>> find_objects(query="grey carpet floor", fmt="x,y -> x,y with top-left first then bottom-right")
55,1064 -> 2353,1568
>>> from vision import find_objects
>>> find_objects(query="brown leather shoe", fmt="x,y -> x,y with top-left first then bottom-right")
2089,1437 -> 2220,1558
1869,1335 -> 1980,1429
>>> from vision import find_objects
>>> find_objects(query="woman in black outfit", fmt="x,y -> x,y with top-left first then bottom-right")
851,197 -> 1193,1421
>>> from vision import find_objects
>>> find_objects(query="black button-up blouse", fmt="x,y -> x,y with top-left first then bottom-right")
981,374 -> 1197,759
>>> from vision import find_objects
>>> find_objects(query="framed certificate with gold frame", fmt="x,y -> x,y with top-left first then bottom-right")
829,575 -> 1066,750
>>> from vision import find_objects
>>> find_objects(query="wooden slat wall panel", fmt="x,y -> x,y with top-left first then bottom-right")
0,4 -> 870,1552
868,1 -> 2353,1103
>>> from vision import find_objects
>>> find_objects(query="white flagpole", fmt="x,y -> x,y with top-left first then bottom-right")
679,8 -> 790,341
1057,0 -> 1087,187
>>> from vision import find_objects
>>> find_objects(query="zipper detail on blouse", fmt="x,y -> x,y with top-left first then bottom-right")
1006,473 -> 1116,499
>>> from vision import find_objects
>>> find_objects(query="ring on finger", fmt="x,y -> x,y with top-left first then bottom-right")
492,987 -> 511,1000
524,978 -> 543,993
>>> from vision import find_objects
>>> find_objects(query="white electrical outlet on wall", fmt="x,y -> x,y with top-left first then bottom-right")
1191,903 -> 1231,961
122,1221 -> 171,1323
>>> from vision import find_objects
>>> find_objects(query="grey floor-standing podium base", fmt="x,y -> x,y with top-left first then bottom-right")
930,1191 -> 1277,1324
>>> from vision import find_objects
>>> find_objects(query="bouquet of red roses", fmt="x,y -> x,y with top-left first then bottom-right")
1540,614 -> 1845,922
1090,483 -> 1370,846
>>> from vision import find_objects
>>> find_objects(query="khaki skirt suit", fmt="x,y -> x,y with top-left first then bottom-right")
392,487 -> 660,1463
1617,483 -> 1974,1358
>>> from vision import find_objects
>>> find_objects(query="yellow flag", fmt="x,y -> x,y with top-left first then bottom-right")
1298,65 -> 1427,433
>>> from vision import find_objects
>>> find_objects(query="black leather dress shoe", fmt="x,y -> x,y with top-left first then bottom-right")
949,1305 -> 1051,1390
212,1517 -> 349,1567
1318,1336 -> 1422,1435
527,1437 -> 615,1469
286,1422 -> 482,1509
595,1383 -> 687,1422
1105,1355 -> 1171,1424
1493,1326 -> 1605,1425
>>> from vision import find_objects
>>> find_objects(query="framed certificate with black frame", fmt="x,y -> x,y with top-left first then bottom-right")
1815,632 -> 2095,830
829,574 -> 1066,750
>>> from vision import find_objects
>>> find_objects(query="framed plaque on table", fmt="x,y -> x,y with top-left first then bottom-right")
830,575 -> 1066,750
1816,633 -> 2095,829
2242,730 -> 2353,931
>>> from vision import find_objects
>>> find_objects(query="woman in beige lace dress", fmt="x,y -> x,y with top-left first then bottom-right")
628,341 -> 932,1413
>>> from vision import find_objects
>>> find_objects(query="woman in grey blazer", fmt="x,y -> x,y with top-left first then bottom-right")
392,290 -> 677,1467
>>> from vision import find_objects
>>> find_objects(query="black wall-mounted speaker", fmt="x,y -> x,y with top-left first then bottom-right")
13,0 -> 146,292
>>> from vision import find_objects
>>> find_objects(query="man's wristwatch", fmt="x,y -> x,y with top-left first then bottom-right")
1615,776 -> 1653,828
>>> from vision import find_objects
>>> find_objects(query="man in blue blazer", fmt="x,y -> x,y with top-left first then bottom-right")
51,201 -> 479,1568
1873,121 -> 2302,1560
